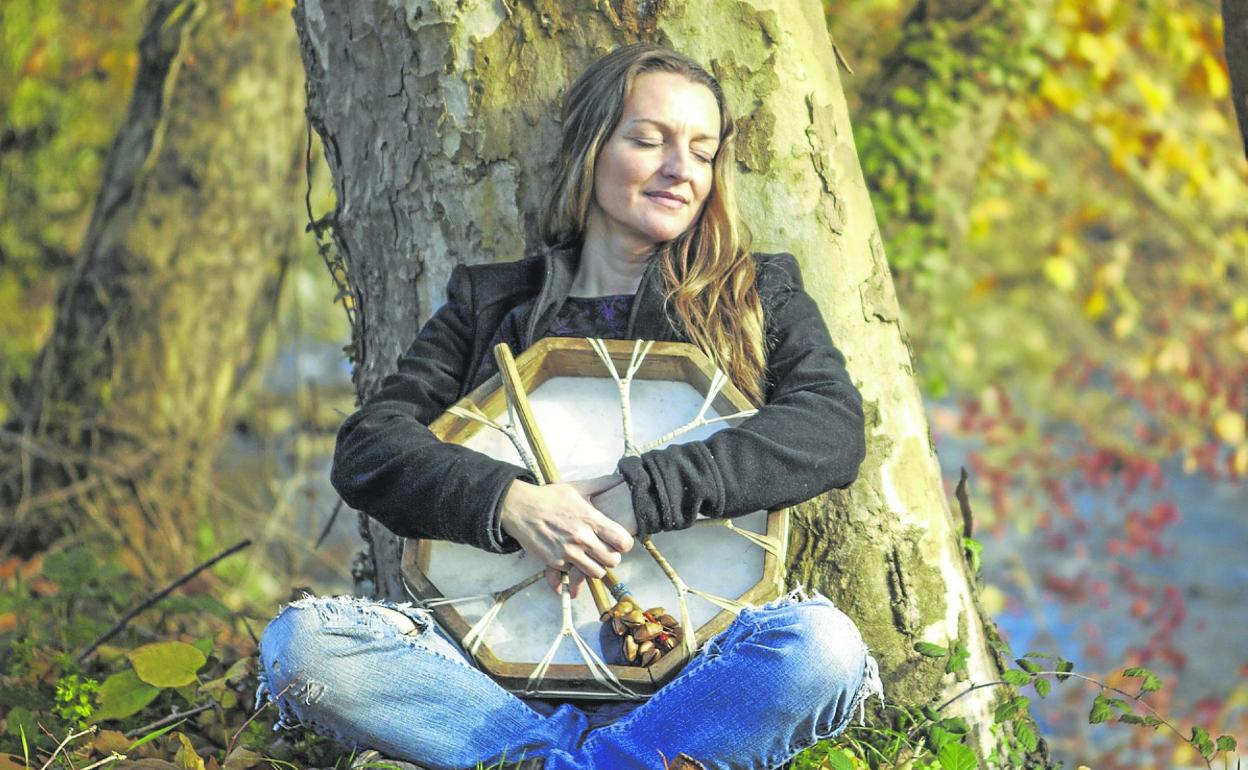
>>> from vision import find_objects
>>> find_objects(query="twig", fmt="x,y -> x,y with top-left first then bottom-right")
239,616 -> 260,647
78,753 -> 125,770
123,703 -> 214,738
314,498 -> 344,549
77,539 -> 253,661
228,681 -> 295,756
37,725 -> 95,770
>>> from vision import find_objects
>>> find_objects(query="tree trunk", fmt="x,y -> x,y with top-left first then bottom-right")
2,0 -> 306,569
1226,0 -> 1248,159
294,0 -> 1007,749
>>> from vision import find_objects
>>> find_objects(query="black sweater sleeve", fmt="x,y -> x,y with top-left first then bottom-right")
616,253 -> 867,536
329,265 -> 532,553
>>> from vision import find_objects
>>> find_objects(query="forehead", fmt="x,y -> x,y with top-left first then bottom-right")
621,71 -> 721,139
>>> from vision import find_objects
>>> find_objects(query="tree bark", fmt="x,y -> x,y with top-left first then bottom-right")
294,0 -> 1008,749
1226,0 -> 1248,159
2,0 -> 306,567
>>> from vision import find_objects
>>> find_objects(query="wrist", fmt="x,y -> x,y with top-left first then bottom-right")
500,479 -> 530,538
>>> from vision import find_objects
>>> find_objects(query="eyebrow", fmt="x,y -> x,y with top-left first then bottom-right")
626,118 -> 719,143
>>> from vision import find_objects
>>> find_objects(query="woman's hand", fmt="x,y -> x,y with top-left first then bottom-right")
500,477 -> 634,598
538,475 -> 639,597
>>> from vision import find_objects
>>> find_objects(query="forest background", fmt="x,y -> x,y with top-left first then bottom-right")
0,1 -> 1245,769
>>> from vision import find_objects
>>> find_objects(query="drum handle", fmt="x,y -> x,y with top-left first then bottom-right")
491,342 -> 628,617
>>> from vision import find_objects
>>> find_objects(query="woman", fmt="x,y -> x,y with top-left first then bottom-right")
256,43 -> 879,770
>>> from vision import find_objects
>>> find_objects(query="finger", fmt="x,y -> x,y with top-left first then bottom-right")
567,566 -> 587,599
567,474 -> 624,498
565,546 -> 607,580
591,514 -> 635,554
546,567 -> 562,595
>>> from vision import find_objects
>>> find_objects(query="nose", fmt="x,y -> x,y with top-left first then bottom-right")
660,146 -> 695,180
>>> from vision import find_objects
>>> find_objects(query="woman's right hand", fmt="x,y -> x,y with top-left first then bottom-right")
500,478 -> 635,593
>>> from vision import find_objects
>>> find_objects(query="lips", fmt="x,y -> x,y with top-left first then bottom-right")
645,191 -> 689,208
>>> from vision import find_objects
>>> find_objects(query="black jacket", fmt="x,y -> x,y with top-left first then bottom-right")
330,246 -> 866,553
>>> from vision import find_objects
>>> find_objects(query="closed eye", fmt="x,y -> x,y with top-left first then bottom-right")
632,138 -> 714,164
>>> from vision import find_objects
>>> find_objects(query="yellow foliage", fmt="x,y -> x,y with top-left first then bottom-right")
1213,412 -> 1246,445
1043,256 -> 1079,292
1233,445 -> 1248,476
1083,288 -> 1108,319
1039,71 -> 1083,113
1074,32 -> 1124,81
1233,298 -> 1248,324
1008,146 -> 1049,182
1189,54 -> 1229,99
969,197 -> 1013,240
1131,72 -> 1172,114
1112,313 -> 1136,339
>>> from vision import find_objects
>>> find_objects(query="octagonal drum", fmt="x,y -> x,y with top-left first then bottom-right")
400,338 -> 789,700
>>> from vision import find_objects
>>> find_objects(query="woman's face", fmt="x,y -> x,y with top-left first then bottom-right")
585,71 -> 722,254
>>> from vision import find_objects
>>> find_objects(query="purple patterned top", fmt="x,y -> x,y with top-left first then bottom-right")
548,294 -> 634,339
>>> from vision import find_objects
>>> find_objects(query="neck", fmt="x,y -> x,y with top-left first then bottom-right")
570,225 -> 655,297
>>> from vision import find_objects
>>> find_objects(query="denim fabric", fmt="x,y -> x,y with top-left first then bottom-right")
255,590 -> 882,770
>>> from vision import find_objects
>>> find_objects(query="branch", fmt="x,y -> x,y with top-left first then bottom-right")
123,703 -> 214,739
77,539 -> 252,661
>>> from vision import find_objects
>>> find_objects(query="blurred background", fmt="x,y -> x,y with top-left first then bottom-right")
0,1 -> 1244,768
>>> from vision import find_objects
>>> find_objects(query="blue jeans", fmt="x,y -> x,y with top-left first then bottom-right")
255,589 -> 881,770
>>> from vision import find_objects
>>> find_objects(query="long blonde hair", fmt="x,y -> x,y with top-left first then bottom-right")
541,43 -> 767,404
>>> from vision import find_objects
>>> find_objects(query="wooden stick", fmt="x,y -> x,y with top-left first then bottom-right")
491,343 -> 628,612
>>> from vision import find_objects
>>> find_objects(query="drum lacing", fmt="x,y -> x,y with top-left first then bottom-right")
526,572 -> 639,699
587,337 -> 652,454
419,570 -> 544,655
446,400 -> 547,484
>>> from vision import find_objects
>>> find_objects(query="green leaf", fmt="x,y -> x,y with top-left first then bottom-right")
1003,670 -> 1031,686
1191,726 -> 1215,758
1055,659 -> 1074,682
1215,735 -> 1237,752
94,669 -> 161,722
823,750 -> 854,770
1123,666 -> 1162,693
946,642 -> 970,675
190,638 -> 214,658
1034,678 -> 1052,698
1088,693 -> 1112,724
941,717 -> 971,735
915,641 -> 948,658
126,719 -> 186,751
994,695 -> 1030,724
129,641 -> 207,688
1015,658 -> 1042,674
926,724 -> 955,754
41,547 -> 97,591
1015,722 -> 1038,752
937,742 -> 977,770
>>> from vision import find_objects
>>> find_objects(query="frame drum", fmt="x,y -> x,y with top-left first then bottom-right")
400,338 -> 789,700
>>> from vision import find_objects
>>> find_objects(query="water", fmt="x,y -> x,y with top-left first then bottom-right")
929,402 -> 1248,766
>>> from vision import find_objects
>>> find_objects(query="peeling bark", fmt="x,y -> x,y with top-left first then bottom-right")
294,0 -> 1008,749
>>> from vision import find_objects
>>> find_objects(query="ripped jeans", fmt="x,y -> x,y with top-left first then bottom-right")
255,589 -> 882,770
